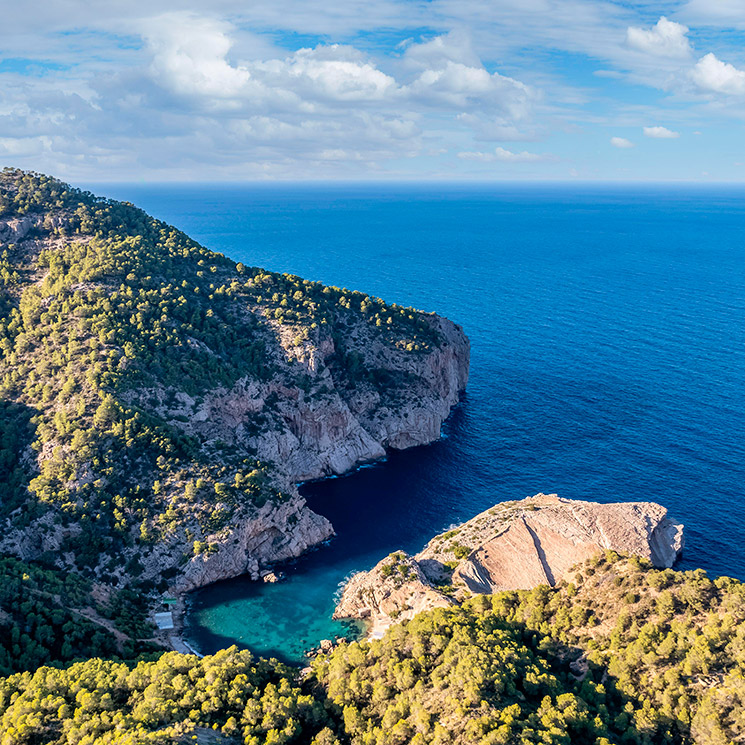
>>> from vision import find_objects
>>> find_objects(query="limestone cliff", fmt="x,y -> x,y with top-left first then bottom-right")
335,493 -> 684,633
173,313 -> 469,486
0,170 -> 470,597
332,552 -> 453,638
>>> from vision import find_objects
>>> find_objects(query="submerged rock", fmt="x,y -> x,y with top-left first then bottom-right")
335,493 -> 684,632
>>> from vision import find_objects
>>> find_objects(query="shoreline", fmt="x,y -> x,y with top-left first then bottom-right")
165,402 -> 469,662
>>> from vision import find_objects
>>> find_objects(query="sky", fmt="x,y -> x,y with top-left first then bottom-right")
1,1 -> 745,181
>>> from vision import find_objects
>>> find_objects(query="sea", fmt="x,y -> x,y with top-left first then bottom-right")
92,182 -> 745,664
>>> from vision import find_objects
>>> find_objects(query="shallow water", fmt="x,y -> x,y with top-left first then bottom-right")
94,182 -> 745,664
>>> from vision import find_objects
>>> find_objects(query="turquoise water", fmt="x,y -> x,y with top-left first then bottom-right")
94,183 -> 745,664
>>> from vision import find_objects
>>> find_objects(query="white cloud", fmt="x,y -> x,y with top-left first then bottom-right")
402,29 -> 481,70
691,53 -> 745,95
144,14 -> 252,98
260,45 -> 398,102
626,17 -> 691,59
458,146 -> 552,162
143,16 -> 398,106
610,137 -> 634,148
402,33 -> 534,120
643,126 -> 679,139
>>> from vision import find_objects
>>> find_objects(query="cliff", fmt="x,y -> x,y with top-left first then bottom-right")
0,169 -> 469,598
335,493 -> 684,633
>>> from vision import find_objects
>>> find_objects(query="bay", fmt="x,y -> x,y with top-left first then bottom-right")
93,182 -> 745,663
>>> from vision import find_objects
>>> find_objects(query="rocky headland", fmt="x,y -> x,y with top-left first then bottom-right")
0,170 -> 469,604
335,493 -> 684,637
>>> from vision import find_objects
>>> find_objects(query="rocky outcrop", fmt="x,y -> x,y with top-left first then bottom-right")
0,212 -> 72,243
333,552 -> 452,639
169,494 -> 333,593
335,493 -> 684,633
166,314 -> 470,485
136,314 -> 467,593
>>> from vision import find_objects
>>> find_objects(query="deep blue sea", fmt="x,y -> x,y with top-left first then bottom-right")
93,183 -> 745,664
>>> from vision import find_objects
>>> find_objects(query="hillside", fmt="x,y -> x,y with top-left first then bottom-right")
0,169 -> 469,647
1,554 -> 742,744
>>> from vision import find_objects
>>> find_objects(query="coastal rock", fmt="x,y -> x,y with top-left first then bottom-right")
333,552 -> 453,639
335,493 -> 684,633
180,314 -> 470,485
164,317 -> 467,592
167,495 -> 333,593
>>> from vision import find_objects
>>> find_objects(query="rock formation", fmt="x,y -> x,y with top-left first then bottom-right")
333,552 -> 453,638
335,493 -> 684,634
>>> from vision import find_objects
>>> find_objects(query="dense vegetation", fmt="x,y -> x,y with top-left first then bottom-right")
0,168 -> 438,591
484,552 -> 745,744
0,555 -> 742,744
0,556 -> 155,677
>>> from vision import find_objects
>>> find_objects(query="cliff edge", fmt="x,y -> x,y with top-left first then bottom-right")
335,493 -> 684,636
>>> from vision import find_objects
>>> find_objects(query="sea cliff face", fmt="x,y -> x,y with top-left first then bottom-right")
0,171 -> 470,597
179,313 -> 469,486
134,312 -> 469,592
156,316 -> 469,593
335,493 -> 684,635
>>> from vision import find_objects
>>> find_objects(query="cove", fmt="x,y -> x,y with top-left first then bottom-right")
91,182 -> 745,665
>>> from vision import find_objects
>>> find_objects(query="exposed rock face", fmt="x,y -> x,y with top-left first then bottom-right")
150,314 -> 468,591
333,552 -> 452,639
335,493 -> 684,633
169,494 -> 333,593
174,314 -> 470,485
446,494 -> 684,594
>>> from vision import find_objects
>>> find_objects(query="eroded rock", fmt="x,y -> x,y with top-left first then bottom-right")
335,493 -> 684,634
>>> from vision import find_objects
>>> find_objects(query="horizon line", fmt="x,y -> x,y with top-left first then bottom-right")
79,178 -> 745,187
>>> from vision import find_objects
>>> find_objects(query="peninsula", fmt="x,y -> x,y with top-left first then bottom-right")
0,168 -> 468,612
334,493 -> 685,636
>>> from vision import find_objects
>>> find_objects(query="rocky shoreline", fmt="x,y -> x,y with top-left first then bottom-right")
150,313 -> 471,600
334,493 -> 684,639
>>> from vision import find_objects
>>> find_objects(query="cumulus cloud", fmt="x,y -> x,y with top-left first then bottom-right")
626,17 -> 692,59
402,33 -> 534,121
258,45 -> 398,103
141,20 -> 531,120
143,15 -> 399,107
691,53 -> 745,95
144,14 -> 252,98
610,137 -> 634,148
643,126 -> 679,139
457,146 -> 552,162
402,29 -> 482,70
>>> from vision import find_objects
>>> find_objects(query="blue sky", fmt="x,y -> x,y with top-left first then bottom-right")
1,0 -> 745,181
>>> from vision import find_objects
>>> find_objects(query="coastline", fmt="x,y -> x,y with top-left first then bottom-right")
168,415 -> 467,661
162,595 -> 203,657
